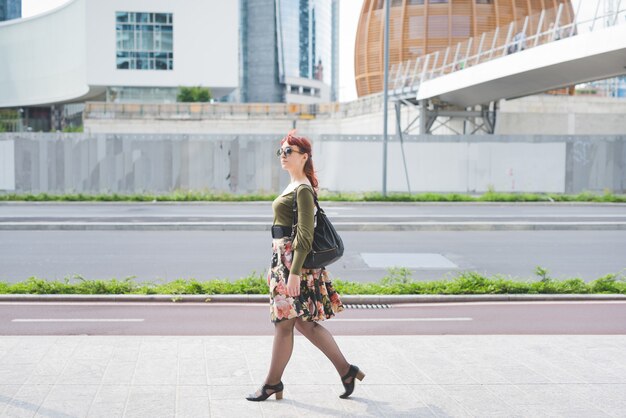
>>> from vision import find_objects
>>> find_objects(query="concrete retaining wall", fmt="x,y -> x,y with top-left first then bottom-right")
83,95 -> 626,136
0,133 -> 624,194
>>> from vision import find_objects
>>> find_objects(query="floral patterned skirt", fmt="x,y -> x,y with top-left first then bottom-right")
268,237 -> 344,323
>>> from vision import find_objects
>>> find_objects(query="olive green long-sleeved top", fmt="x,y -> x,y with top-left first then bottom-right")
272,184 -> 315,275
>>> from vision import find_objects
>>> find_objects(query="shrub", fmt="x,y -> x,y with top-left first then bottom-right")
1,270 -> 625,296
177,86 -> 212,102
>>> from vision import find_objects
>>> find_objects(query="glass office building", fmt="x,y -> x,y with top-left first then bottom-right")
240,0 -> 339,103
0,0 -> 21,21
116,12 -> 174,71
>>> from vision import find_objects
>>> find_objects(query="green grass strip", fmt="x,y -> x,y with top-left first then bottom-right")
0,191 -> 277,202
0,191 -> 625,203
1,268 -> 624,295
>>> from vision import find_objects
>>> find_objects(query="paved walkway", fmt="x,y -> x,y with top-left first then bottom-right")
0,335 -> 625,417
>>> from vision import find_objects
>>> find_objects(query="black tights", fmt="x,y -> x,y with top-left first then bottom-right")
264,317 -> 351,385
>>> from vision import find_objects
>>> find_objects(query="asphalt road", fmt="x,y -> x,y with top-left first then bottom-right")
1,201 -> 626,230
1,202 -> 624,282
1,230 -> 624,282
1,301 -> 624,335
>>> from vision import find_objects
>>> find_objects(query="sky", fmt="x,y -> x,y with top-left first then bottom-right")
21,0 -> 600,102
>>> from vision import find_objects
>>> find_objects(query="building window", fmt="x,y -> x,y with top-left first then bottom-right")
116,11 -> 173,70
476,0 -> 493,4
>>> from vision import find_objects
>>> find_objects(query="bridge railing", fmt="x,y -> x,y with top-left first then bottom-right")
84,93 -> 386,120
390,3 -> 626,95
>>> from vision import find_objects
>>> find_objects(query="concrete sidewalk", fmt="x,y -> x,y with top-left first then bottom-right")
0,335 -> 625,417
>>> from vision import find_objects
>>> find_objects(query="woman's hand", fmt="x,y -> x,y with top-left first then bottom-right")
286,274 -> 301,297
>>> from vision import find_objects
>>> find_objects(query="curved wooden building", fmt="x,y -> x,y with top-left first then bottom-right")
355,0 -> 575,97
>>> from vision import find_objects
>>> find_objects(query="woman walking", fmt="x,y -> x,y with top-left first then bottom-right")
246,131 -> 364,402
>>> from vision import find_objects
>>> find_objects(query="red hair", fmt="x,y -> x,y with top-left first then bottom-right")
281,129 -> 319,193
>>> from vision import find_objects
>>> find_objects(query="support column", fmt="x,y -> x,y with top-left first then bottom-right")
419,100 -> 428,134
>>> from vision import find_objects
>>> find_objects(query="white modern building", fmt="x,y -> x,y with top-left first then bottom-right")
0,0 -> 239,107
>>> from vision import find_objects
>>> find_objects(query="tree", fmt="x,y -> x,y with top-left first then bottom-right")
177,86 -> 212,102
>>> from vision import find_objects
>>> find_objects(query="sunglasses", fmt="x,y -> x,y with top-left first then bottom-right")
276,146 -> 305,158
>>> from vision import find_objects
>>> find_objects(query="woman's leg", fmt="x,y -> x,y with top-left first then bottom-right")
264,318 -> 297,385
295,318 -> 351,379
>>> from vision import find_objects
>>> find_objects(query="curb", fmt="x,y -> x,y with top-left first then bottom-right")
2,222 -> 626,231
1,201 -> 626,206
1,294 -> 625,303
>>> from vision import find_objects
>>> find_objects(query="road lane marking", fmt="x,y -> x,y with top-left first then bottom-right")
3,214 -> 626,219
361,253 -> 458,269
11,319 -> 145,322
0,221 -> 268,226
330,317 -> 473,322
336,222 -> 626,225
4,221 -> 626,225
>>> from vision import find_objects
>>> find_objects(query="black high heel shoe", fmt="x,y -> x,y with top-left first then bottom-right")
245,381 -> 284,401
340,364 -> 365,399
